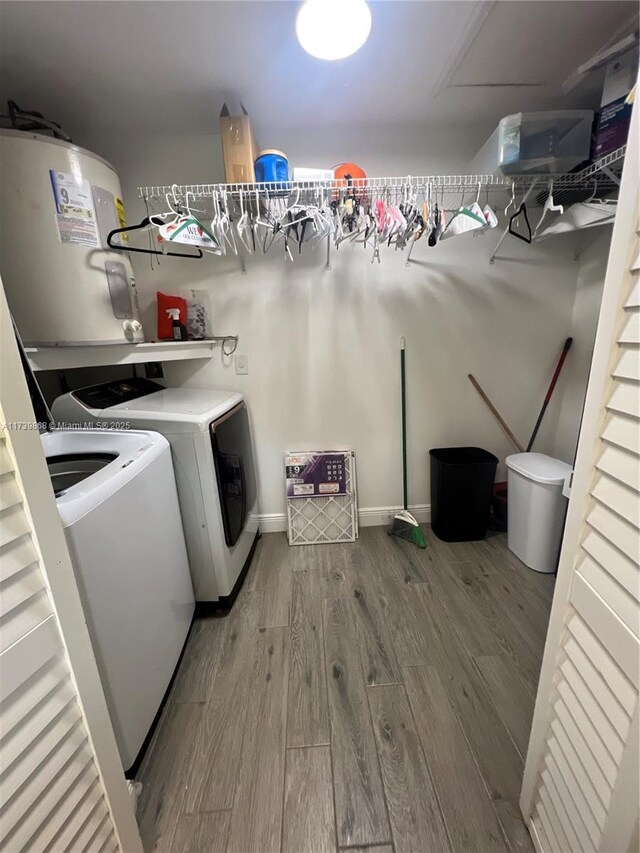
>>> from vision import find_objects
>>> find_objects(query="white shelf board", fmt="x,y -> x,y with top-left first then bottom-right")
25,340 -> 216,371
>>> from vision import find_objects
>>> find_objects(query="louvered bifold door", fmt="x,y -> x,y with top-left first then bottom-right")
0,432 -> 123,852
522,104 -> 639,853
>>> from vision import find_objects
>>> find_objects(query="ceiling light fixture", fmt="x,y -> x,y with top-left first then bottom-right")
296,0 -> 372,61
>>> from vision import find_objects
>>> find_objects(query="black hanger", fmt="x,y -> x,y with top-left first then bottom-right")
508,202 -> 532,244
428,203 -> 439,247
107,217 -> 203,259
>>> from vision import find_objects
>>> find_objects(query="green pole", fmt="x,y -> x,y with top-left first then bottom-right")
400,337 -> 408,511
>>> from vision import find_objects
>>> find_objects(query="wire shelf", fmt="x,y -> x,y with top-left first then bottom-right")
137,147 -> 626,201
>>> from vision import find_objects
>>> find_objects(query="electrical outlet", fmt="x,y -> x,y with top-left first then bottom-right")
235,354 -> 249,375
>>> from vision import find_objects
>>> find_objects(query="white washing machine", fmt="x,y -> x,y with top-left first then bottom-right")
43,428 -> 194,772
52,380 -> 260,603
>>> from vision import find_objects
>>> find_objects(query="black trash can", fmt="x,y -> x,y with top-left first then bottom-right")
430,447 -> 498,542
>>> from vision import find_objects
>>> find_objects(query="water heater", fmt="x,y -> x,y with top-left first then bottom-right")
0,130 -> 144,346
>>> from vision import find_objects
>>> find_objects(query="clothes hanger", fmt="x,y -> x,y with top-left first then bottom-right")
534,178 -> 617,241
441,186 -> 485,239
164,185 -> 182,219
158,189 -> 221,253
428,187 -> 440,247
504,182 -> 516,218
508,196 -> 532,244
581,179 -> 616,207
533,179 -> 563,239
236,189 -> 253,253
210,190 -> 222,250
107,218 -> 204,258
586,178 -> 598,203
219,189 -> 238,255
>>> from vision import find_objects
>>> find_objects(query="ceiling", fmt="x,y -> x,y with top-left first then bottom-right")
0,1 -> 636,142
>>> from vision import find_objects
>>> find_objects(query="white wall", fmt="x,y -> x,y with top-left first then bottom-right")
551,229 -> 611,463
86,126 -> 591,522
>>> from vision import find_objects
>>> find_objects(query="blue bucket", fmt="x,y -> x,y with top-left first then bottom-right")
255,149 -> 289,183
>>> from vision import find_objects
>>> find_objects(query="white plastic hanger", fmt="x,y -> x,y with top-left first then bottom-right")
504,182 -> 516,218
533,180 -> 563,239
220,189 -> 238,255
236,190 -> 254,253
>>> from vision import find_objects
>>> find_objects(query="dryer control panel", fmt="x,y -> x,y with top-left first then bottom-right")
73,377 -> 163,409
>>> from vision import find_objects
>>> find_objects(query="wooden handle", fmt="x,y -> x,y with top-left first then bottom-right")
526,336 -> 573,451
468,374 -> 525,453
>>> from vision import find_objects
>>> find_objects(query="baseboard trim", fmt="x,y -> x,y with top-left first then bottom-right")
358,504 -> 431,527
255,505 -> 431,534
254,513 -> 289,534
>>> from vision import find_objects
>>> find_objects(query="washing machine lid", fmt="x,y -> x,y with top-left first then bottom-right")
106,388 -> 242,425
43,429 -> 168,525
506,452 -> 572,485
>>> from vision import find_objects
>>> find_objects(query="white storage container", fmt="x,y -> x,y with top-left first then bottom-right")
506,452 -> 572,573
470,111 -> 593,175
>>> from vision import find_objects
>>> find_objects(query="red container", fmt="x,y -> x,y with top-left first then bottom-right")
491,481 -> 508,531
157,292 -> 187,340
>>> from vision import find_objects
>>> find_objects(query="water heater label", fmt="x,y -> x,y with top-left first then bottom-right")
49,169 -> 100,247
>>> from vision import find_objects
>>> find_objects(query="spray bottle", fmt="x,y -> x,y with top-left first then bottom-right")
166,308 -> 188,341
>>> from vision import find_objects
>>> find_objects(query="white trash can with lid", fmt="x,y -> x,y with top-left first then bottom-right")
505,452 -> 573,573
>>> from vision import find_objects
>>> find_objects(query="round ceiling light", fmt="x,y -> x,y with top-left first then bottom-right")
296,0 -> 372,61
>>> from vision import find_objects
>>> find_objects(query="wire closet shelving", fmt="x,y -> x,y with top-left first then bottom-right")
136,146 -> 626,267
137,146 -> 626,203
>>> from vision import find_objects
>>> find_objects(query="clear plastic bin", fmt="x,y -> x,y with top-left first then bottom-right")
470,110 -> 594,175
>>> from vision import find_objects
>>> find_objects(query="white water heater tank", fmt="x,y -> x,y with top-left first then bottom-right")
0,130 -> 144,346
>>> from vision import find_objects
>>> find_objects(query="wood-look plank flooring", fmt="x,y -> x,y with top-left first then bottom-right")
136,525 -> 554,853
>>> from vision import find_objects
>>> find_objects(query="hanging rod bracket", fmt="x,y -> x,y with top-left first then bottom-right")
600,165 -> 621,187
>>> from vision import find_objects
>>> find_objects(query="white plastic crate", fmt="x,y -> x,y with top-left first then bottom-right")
285,450 -> 358,545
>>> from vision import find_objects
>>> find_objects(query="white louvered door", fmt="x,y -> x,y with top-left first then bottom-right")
0,425 -> 121,853
0,280 -> 142,852
521,104 -> 639,853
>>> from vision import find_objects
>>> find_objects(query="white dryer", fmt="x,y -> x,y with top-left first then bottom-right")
53,380 -> 259,603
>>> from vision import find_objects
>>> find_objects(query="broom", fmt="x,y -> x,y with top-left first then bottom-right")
389,337 -> 426,549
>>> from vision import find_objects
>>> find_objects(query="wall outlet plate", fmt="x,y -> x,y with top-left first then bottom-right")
235,354 -> 249,375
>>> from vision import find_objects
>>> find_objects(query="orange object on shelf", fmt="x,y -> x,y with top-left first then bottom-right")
334,162 -> 367,184
333,163 -> 367,200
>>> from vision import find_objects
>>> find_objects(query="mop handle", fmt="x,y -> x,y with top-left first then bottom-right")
527,337 -> 573,452
400,337 -> 408,511
468,374 -> 525,452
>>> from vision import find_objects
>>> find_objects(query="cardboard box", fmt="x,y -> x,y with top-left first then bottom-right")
593,53 -> 635,160
219,103 -> 259,183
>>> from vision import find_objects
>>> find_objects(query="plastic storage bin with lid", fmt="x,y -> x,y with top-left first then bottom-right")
506,452 -> 572,574
470,110 -> 593,175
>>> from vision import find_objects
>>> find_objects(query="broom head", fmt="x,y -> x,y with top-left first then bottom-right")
388,510 -> 427,549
